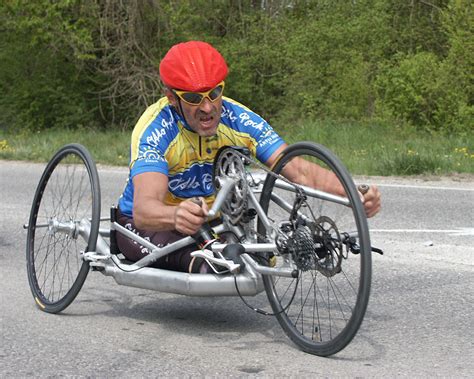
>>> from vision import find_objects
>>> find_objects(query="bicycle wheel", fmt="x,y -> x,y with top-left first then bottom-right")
258,142 -> 371,356
26,144 -> 101,313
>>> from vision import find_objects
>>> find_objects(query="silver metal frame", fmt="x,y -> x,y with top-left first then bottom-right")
36,169 -> 353,297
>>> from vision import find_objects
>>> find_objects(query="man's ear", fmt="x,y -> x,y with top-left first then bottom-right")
164,88 -> 177,107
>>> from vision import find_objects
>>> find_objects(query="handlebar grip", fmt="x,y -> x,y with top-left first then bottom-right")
191,197 -> 203,206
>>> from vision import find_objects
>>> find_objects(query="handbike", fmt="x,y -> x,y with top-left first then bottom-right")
25,142 -> 375,357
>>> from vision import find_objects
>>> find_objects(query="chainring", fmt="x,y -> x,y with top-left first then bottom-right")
213,147 -> 249,224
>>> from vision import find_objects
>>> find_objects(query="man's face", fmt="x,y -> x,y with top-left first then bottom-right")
166,88 -> 222,137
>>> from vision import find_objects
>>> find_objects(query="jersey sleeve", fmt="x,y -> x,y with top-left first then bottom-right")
221,99 -> 285,163
254,122 -> 286,163
129,102 -> 176,179
130,140 -> 168,179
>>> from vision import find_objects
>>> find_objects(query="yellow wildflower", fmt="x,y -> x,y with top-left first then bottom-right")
0,140 -> 12,152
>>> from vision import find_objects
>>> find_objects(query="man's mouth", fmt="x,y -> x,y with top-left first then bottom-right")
200,115 -> 214,126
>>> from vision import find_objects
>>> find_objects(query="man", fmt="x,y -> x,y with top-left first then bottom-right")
117,41 -> 381,273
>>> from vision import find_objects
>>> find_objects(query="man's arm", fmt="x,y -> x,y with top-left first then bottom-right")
132,172 -> 208,234
265,144 -> 381,217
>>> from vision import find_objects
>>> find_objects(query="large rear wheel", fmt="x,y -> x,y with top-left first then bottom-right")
258,142 -> 371,356
26,144 -> 100,313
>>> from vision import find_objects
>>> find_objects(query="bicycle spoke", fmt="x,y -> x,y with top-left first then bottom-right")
260,142 -> 371,356
27,144 -> 100,313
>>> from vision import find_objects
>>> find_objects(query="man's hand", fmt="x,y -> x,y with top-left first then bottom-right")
359,185 -> 381,218
174,197 -> 209,235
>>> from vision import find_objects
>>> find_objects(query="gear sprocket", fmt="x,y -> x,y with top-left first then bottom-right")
213,147 -> 249,224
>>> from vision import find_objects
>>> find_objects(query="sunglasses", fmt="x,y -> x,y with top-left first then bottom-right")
172,81 -> 225,106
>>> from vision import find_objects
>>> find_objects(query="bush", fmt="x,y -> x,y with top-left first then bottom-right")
0,36 -> 98,131
435,0 -> 473,133
0,0 -> 472,134
376,52 -> 441,129
375,1 -> 473,133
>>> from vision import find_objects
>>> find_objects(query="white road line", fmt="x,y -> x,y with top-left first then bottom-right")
371,228 -> 474,236
377,183 -> 474,191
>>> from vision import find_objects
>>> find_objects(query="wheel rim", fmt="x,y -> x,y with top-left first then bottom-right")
259,143 -> 371,355
27,147 -> 98,308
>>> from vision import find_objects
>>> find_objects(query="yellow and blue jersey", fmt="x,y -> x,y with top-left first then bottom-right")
118,96 -> 285,216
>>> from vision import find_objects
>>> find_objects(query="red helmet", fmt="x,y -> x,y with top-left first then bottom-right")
159,41 -> 228,92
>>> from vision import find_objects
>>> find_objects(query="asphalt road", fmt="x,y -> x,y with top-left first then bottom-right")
1,160 -> 473,377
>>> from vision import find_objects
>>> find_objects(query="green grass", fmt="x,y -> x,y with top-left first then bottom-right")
0,127 -> 131,166
1,121 -> 473,176
283,120 -> 473,176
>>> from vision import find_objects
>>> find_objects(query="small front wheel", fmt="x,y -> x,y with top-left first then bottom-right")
259,142 -> 371,356
26,144 -> 101,313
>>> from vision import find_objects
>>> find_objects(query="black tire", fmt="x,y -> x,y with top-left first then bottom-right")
26,144 -> 101,313
258,142 -> 371,356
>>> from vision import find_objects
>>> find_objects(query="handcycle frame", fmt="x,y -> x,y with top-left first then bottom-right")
80,173 -> 351,297
26,142 -> 373,357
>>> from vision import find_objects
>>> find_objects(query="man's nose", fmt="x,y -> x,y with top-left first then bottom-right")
199,97 -> 213,112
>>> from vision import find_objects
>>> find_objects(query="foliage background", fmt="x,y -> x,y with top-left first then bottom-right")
0,0 -> 472,135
